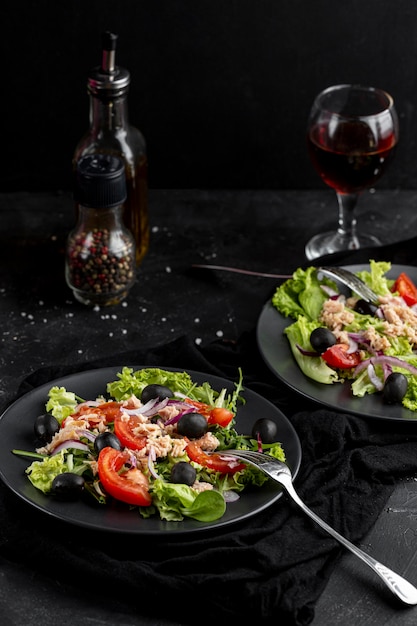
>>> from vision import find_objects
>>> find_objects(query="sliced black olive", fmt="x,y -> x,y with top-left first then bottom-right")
252,418 -> 278,443
177,412 -> 208,439
51,473 -> 85,499
354,299 -> 379,316
383,372 -> 408,404
34,413 -> 60,443
170,461 -> 197,486
141,384 -> 173,404
94,432 -> 122,454
310,327 -> 337,354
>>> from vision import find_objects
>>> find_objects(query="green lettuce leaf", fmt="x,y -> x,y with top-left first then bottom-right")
284,317 -> 340,384
356,260 -> 394,295
146,479 -> 226,522
26,450 -> 68,493
45,386 -> 80,421
107,366 -> 244,413
272,266 -> 333,321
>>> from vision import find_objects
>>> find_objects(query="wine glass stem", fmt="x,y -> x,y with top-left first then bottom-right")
336,192 -> 360,248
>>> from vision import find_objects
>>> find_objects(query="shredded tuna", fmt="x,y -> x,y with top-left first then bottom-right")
319,299 -> 355,331
192,481 -> 214,493
319,293 -> 417,351
36,418 -> 93,454
195,431 -> 220,452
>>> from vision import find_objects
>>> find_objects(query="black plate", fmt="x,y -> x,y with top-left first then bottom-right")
0,366 -> 301,534
257,264 -> 417,422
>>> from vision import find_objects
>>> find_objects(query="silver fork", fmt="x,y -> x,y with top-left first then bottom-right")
218,449 -> 417,605
317,266 -> 380,304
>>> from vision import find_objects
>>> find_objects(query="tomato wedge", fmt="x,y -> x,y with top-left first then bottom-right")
113,413 -> 147,451
207,407 -> 234,427
392,272 -> 417,306
184,399 -> 234,427
321,344 -> 361,369
186,441 -> 246,474
97,447 -> 151,506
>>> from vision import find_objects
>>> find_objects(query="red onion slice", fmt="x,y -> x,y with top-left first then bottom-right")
296,343 -> 319,357
51,439 -> 90,456
346,336 -> 359,354
223,490 -> 240,503
354,355 -> 417,378
75,429 -> 97,442
164,407 -> 196,426
367,363 -> 384,391
123,397 -> 170,417
147,446 -> 161,480
320,285 -> 339,298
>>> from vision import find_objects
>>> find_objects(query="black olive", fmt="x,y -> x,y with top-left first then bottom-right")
252,418 -> 278,443
310,327 -> 337,354
383,372 -> 408,404
94,432 -> 122,454
141,384 -> 173,404
34,413 -> 60,443
354,299 -> 379,316
177,412 -> 208,439
51,473 -> 85,499
170,461 -> 197,486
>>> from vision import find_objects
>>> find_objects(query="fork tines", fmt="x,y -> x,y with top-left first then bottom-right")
317,266 -> 379,304
219,449 -> 275,464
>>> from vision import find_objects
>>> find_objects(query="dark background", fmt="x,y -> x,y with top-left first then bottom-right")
3,0 -> 417,192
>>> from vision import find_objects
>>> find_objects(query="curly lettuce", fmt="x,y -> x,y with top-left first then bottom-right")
272,266 -> 334,321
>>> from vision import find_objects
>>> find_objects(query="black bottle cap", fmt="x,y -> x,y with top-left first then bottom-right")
74,154 -> 127,208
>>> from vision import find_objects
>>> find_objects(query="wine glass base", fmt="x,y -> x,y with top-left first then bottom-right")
305,231 -> 381,261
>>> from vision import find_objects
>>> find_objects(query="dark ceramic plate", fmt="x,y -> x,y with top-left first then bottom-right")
0,366 -> 302,534
257,264 -> 417,422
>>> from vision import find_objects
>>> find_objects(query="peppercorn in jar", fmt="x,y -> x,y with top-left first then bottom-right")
66,154 -> 136,306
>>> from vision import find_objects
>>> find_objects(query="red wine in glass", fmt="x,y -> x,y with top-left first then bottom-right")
305,85 -> 399,260
308,120 -> 397,194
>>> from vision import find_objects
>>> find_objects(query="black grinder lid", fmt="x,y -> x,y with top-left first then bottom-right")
74,154 -> 127,208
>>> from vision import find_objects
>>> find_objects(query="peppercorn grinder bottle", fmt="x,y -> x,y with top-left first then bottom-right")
66,154 -> 136,307
73,31 -> 149,266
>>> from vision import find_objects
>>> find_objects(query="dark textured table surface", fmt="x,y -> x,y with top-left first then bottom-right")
1,188 -> 417,625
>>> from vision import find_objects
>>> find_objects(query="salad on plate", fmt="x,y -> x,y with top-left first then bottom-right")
13,367 -> 286,523
272,260 -> 417,411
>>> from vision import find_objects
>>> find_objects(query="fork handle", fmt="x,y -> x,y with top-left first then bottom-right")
280,475 -> 417,605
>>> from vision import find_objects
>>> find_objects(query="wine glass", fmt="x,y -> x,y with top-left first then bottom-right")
305,84 -> 399,260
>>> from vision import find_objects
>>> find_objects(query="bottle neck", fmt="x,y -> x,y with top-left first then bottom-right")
89,93 -> 129,133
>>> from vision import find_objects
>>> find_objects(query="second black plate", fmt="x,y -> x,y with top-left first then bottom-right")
257,264 -> 417,422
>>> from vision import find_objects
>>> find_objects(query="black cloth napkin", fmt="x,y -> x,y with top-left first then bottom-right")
2,331 -> 417,626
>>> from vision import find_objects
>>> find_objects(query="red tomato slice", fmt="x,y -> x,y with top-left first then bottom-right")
184,399 -> 234,427
392,272 -> 417,306
64,401 -> 123,428
97,447 -> 151,506
113,413 -> 147,451
322,344 -> 361,369
186,441 -> 246,474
